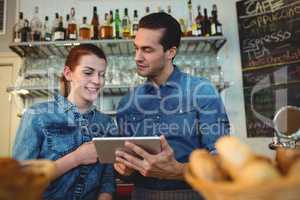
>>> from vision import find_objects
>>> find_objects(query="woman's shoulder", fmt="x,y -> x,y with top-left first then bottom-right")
93,109 -> 118,136
23,101 -> 63,124
94,109 -> 114,123
25,101 -> 56,114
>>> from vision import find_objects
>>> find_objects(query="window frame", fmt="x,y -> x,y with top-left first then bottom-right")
0,0 -> 7,35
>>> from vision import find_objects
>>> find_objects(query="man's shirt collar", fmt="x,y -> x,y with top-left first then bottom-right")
143,65 -> 182,93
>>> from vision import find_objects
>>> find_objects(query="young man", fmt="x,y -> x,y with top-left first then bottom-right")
114,12 -> 230,200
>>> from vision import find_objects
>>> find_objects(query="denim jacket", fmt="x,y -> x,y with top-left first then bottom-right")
116,66 -> 230,190
13,94 -> 117,200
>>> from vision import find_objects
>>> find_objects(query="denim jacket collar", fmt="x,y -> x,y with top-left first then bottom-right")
54,94 -> 96,126
164,65 -> 182,86
55,94 -> 75,113
55,94 -> 96,112
143,65 -> 182,94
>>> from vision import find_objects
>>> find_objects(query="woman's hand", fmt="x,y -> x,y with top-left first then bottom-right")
54,141 -> 98,179
73,142 -> 98,166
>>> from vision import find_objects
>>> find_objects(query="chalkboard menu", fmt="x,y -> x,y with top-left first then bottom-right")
236,0 -> 300,137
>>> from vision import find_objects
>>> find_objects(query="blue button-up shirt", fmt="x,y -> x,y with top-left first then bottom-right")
116,66 -> 230,190
13,94 -> 117,200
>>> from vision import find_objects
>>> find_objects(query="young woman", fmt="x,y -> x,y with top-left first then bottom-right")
13,44 -> 116,200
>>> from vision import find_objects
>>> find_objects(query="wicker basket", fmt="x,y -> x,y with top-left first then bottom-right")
184,164 -> 300,200
0,158 -> 56,200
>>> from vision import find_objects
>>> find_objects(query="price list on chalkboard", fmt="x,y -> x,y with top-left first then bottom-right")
236,0 -> 300,137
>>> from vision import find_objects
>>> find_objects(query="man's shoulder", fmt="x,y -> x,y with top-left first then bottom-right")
181,71 -> 211,84
181,73 -> 217,94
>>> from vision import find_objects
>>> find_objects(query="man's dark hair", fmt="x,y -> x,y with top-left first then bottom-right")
138,12 -> 182,51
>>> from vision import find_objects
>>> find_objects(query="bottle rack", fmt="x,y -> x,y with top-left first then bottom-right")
8,36 -> 229,116
7,81 -> 230,98
6,84 -> 135,97
9,36 -> 226,58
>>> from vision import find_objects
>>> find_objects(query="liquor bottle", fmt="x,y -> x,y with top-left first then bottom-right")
145,6 -> 150,16
109,10 -> 114,25
41,16 -> 52,41
187,0 -> 197,37
202,8 -> 211,37
53,16 -> 65,41
122,8 -> 131,39
91,6 -> 99,40
109,10 -> 115,38
30,6 -> 42,41
195,5 -> 204,36
210,4 -> 222,36
114,9 -> 121,39
79,17 -> 90,40
167,5 -> 172,15
157,6 -> 163,13
52,13 -> 59,35
13,12 -> 25,42
104,13 -> 109,25
100,13 -> 113,39
109,10 -> 114,24
106,12 -> 113,39
179,18 -> 187,37
131,10 -> 139,38
20,19 -> 31,42
65,14 -> 70,39
68,8 -> 77,40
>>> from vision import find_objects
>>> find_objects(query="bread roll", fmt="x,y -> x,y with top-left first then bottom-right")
0,158 -> 56,200
0,157 -> 21,176
216,136 -> 256,178
276,147 -> 300,174
288,158 -> 300,178
189,149 -> 226,182
253,154 -> 273,164
21,159 -> 57,181
236,160 -> 281,185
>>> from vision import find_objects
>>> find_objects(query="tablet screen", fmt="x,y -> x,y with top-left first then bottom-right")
92,136 -> 161,163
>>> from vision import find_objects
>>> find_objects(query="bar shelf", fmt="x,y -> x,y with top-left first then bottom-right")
9,36 -> 226,58
7,84 -> 135,97
7,81 -> 230,98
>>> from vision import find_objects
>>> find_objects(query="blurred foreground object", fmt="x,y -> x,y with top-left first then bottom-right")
0,158 -> 56,200
185,136 -> 300,200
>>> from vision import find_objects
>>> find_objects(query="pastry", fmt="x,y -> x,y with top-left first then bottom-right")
288,158 -> 300,178
236,160 -> 281,185
189,149 -> 226,182
216,136 -> 256,178
276,147 -> 300,174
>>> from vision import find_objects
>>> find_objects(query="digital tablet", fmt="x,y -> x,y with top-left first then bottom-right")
92,136 -> 162,163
